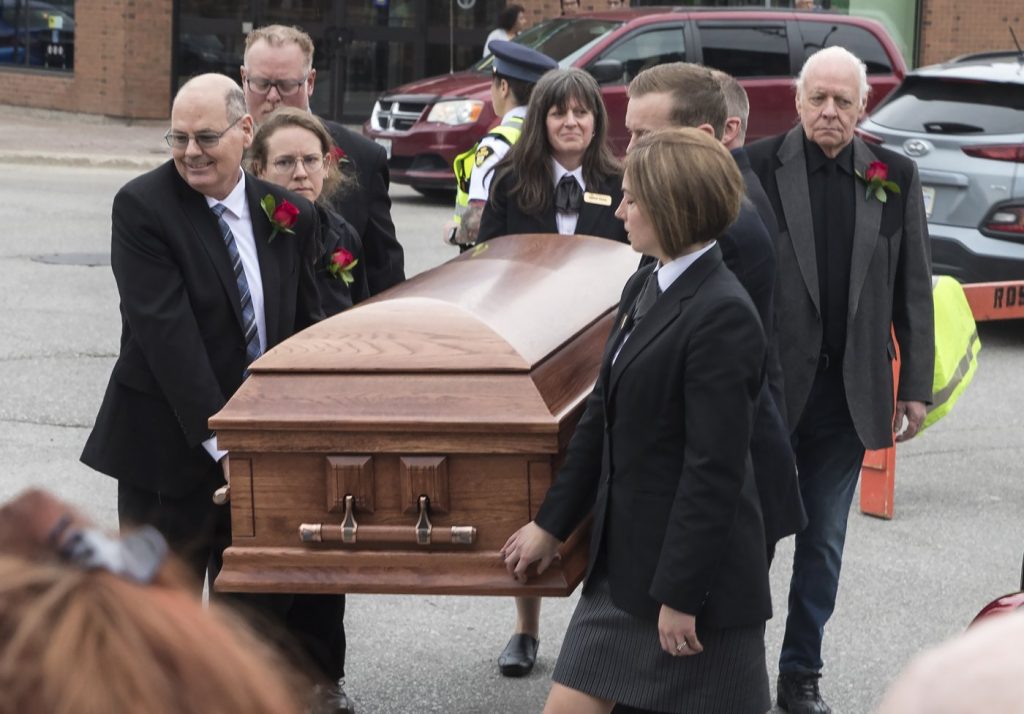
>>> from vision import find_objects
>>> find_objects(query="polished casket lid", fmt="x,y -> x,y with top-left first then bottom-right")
209,235 -> 638,443
255,234 -> 636,373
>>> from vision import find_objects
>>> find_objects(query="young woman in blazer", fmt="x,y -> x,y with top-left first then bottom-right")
502,129 -> 772,714
477,68 -> 627,245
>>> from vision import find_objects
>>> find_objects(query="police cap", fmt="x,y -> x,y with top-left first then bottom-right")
490,40 -> 558,84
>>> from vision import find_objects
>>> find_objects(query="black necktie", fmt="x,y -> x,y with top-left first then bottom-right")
554,174 -> 583,213
631,269 -> 661,326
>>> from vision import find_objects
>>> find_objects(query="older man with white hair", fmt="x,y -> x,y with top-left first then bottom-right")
747,47 -> 934,713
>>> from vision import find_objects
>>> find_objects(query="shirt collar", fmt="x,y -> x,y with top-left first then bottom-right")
205,171 -> 247,217
804,134 -> 854,175
551,158 -> 584,190
655,240 -> 717,293
505,105 -> 528,120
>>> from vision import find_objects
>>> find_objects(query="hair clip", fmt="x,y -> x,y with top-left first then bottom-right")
57,524 -> 169,585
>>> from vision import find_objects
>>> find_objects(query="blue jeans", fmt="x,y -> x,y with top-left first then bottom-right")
779,372 -> 866,675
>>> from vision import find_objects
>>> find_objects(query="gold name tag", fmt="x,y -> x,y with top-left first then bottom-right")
583,191 -> 612,207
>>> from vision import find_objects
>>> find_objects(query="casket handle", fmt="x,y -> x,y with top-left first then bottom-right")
298,494 -> 478,546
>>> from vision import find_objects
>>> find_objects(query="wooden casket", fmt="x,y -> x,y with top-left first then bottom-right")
211,234 -> 638,596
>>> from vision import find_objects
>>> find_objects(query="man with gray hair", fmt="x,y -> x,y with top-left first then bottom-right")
747,46 -> 934,713
242,24 -> 404,295
81,73 -> 321,597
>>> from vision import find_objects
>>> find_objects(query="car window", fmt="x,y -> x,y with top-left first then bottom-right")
471,18 -> 622,72
868,75 -> 1024,135
595,27 -> 686,85
798,21 -> 892,74
697,22 -> 789,78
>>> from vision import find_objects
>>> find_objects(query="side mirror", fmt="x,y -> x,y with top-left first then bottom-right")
586,59 -> 624,85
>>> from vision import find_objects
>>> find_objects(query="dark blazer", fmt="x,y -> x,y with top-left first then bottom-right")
476,171 -> 628,244
733,146 -> 779,238
81,161 -> 322,497
324,120 -> 405,294
747,127 -> 935,449
641,198 -> 805,545
535,246 -> 772,627
316,204 -> 370,316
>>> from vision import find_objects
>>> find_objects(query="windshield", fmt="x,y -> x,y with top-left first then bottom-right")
870,75 -> 1024,135
472,18 -> 622,73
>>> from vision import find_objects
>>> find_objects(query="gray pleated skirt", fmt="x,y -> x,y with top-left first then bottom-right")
553,576 -> 770,714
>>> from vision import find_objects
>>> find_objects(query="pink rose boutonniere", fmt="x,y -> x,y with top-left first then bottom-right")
260,194 -> 299,242
856,161 -> 901,204
328,247 -> 359,285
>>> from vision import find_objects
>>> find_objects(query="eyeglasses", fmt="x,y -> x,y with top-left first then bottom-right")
270,154 -> 327,175
244,75 -> 309,96
164,116 -> 242,150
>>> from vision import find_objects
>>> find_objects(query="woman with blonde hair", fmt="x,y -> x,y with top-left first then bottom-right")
250,107 -> 369,315
501,128 -> 772,713
0,489 -> 306,714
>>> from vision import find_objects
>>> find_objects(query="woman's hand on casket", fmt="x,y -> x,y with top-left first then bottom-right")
500,522 -> 561,583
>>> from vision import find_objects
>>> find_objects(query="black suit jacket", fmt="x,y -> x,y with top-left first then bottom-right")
476,171 -> 628,244
733,146 -> 779,238
81,161 -> 322,497
324,120 -> 405,294
640,198 -> 805,545
535,246 -> 772,627
747,128 -> 934,449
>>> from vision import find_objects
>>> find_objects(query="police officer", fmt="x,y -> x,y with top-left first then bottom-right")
448,40 -> 557,248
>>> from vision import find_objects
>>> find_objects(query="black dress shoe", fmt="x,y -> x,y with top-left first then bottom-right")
311,680 -> 355,714
777,672 -> 832,714
498,633 -> 539,677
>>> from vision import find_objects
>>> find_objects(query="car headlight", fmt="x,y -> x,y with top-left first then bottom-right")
426,100 -> 484,126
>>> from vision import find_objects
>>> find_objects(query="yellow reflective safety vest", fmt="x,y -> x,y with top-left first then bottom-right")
922,275 -> 981,431
452,113 -> 523,224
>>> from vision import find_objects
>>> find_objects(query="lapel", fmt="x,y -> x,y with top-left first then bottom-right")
607,245 -> 723,399
246,173 -> 281,347
574,175 -> 615,237
175,168 -> 245,331
847,138 -> 885,320
775,127 -> 821,315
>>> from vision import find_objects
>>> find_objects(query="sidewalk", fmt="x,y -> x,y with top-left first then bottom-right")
0,104 -> 169,170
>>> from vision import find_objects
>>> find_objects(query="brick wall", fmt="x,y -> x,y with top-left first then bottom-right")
919,0 -> 1022,65
519,0 -> 625,24
0,0 -> 172,119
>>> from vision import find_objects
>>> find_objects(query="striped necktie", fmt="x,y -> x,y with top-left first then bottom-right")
211,203 -> 262,373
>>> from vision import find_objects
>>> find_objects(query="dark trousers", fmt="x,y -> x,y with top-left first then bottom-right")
779,370 -> 865,675
117,477 -> 347,681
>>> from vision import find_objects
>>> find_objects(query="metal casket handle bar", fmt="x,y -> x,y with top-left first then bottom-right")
298,494 -> 477,546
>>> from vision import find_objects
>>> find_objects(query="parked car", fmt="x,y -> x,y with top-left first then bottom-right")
970,553 -> 1024,626
0,0 -> 74,68
363,7 -> 906,192
858,52 -> 1024,284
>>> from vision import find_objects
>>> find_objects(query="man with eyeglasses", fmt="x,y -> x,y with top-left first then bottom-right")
81,71 -> 322,630
242,24 -> 404,296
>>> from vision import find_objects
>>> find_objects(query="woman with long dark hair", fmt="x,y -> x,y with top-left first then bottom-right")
477,68 -> 626,244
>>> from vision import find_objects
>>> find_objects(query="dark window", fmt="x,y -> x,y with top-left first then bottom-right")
798,21 -> 892,74
869,75 -> 1024,135
698,22 -> 789,78
596,28 -> 686,85
0,0 -> 74,70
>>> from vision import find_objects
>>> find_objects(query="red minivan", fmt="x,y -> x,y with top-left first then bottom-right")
363,7 -> 906,193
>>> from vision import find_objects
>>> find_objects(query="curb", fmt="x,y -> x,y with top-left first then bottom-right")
0,151 -> 165,170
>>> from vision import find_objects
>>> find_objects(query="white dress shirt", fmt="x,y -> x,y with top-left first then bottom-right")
203,171 -> 266,462
613,241 -> 717,363
551,159 -> 585,236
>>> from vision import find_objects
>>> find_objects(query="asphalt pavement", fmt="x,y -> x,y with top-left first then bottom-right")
1,104 -> 1023,714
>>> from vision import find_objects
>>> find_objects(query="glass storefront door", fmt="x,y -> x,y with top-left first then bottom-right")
175,0 -> 503,124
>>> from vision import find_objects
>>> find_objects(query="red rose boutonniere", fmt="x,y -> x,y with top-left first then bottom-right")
856,161 -> 901,204
330,146 -> 351,168
260,194 -> 299,242
328,247 -> 359,285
